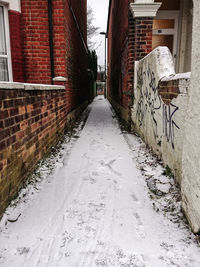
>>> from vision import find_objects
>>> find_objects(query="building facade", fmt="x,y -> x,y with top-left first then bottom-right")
107,0 -> 200,234
0,0 -> 89,112
107,0 -> 193,121
107,0 -> 134,122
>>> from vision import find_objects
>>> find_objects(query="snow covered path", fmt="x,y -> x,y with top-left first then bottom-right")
0,96 -> 200,267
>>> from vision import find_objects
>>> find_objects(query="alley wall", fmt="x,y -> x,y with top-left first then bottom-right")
131,47 -> 190,183
0,83 -> 68,216
1,0 -> 89,114
0,0 -> 89,219
107,0 -> 135,121
181,0 -> 200,234
20,0 -> 88,114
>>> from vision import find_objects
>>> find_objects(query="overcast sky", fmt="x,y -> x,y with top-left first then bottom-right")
87,0 -> 109,69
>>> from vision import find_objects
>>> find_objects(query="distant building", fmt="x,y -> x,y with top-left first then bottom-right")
97,71 -> 105,82
96,70 -> 105,95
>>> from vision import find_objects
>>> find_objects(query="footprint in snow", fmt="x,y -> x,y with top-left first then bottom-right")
131,194 -> 140,203
133,212 -> 146,239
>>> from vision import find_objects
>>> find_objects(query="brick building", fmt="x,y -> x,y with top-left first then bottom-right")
96,70 -> 105,96
107,0 -> 134,122
107,0 -> 193,122
0,0 -> 89,112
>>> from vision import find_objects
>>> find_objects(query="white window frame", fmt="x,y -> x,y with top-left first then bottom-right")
0,3 -> 13,81
153,11 -> 179,62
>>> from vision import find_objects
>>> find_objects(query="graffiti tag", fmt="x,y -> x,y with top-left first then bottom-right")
136,65 -> 179,149
162,103 -> 180,149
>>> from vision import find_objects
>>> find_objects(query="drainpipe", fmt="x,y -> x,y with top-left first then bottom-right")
47,0 -> 55,84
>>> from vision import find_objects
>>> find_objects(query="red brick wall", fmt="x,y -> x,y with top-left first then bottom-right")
107,1 -> 154,121
9,10 -> 25,82
20,0 -> 88,112
52,0 -> 67,79
132,17 -> 153,60
63,0 -> 88,113
0,0 -> 88,216
158,79 -> 180,105
0,85 -> 67,216
21,0 -> 52,84
107,0 -> 134,111
71,0 -> 87,43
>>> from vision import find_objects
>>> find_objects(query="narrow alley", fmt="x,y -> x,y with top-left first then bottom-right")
0,97 -> 200,267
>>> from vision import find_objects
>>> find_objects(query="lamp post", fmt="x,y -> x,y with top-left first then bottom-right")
100,31 -> 107,98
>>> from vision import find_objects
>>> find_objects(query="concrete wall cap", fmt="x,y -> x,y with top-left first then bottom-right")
25,83 -> 65,90
139,46 -> 175,79
53,76 -> 68,82
0,82 -> 65,90
0,82 -> 24,89
134,0 -> 154,3
161,72 -> 191,82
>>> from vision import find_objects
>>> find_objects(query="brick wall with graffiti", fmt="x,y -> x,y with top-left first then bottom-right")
131,47 -> 190,183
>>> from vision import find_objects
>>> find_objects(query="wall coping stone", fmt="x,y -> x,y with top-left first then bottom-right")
161,72 -> 191,82
53,76 -> 68,82
0,82 -> 65,90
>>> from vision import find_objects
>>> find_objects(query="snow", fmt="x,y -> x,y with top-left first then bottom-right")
0,96 -> 200,267
161,72 -> 191,81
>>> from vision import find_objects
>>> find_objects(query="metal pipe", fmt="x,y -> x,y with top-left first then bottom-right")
47,0 -> 55,83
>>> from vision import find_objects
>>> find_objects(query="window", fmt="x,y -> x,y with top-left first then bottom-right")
0,4 -> 12,81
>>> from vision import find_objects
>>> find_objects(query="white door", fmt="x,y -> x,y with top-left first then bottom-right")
152,11 -> 179,64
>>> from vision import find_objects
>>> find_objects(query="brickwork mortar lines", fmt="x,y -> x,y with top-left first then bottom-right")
0,86 -> 67,216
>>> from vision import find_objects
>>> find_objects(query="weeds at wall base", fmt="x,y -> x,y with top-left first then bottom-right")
110,106 -> 131,133
0,107 -> 90,219
162,165 -> 174,179
110,101 -> 199,241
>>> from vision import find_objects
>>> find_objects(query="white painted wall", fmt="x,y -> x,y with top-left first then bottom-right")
131,46 -> 190,183
181,0 -> 200,234
178,0 -> 193,73
0,0 -> 21,12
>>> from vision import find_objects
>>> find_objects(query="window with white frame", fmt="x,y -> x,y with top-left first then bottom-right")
0,4 -> 12,81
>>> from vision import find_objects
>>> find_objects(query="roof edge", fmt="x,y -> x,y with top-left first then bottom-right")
106,0 -> 112,37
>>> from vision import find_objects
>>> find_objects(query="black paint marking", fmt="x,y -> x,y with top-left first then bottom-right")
136,66 -> 179,149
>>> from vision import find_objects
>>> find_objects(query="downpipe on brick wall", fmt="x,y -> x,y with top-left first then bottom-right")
47,0 -> 55,84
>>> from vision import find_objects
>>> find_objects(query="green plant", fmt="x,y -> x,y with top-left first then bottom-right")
162,165 -> 174,178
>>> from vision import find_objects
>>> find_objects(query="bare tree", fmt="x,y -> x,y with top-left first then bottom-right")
87,5 -> 100,49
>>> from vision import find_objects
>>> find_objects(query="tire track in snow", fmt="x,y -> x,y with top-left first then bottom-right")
21,145 -> 101,266
1,96 -> 200,267
78,179 -> 116,266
